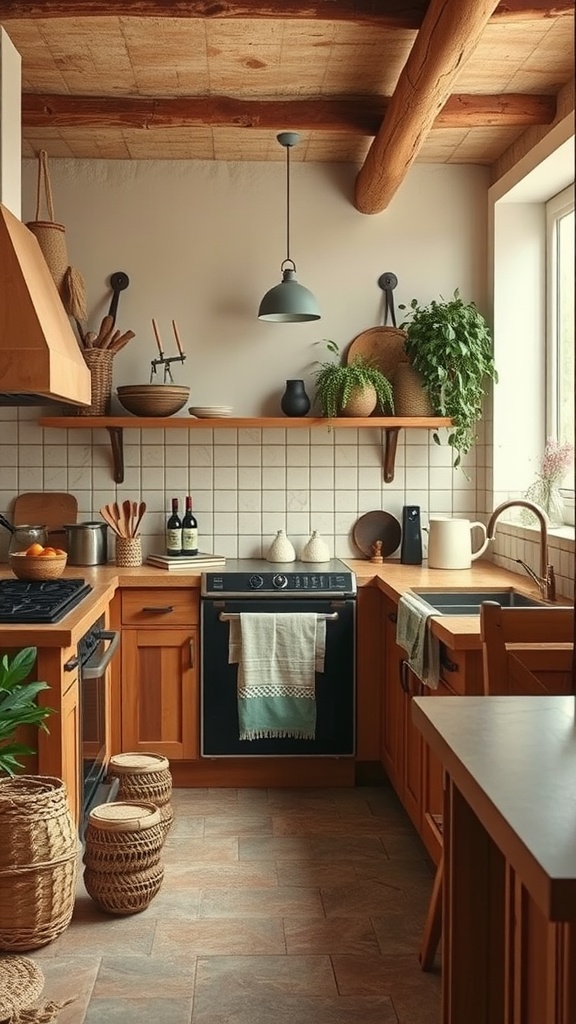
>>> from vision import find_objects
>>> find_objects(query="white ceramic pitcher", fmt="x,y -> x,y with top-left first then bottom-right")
427,517 -> 489,570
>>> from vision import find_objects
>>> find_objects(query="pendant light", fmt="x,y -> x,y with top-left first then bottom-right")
258,132 -> 321,323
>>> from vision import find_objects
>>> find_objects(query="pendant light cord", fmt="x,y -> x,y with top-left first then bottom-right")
285,141 -> 291,265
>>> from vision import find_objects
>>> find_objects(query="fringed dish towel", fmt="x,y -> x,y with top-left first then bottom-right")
396,591 -> 441,689
229,613 -> 325,740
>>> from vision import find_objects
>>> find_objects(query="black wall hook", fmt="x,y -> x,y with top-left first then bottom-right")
108,271 -> 130,325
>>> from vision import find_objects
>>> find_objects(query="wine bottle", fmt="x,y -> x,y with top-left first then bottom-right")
166,497 -> 182,556
182,495 -> 198,555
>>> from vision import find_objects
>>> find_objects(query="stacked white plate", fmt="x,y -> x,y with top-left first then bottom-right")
189,406 -> 233,418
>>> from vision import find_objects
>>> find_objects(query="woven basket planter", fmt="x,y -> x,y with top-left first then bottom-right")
83,801 -> 164,915
393,363 -> 434,417
107,753 -> 174,840
0,776 -> 78,952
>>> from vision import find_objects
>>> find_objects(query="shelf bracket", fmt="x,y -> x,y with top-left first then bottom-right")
107,426 -> 124,484
383,427 -> 400,483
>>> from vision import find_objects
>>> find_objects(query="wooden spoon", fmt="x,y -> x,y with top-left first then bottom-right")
122,499 -> 133,538
133,500 -> 147,537
99,505 -> 123,538
113,501 -> 127,538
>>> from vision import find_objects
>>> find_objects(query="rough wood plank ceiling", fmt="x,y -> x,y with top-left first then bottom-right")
2,0 -> 574,209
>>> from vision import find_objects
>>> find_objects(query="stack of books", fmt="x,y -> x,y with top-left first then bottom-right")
146,552 -> 226,571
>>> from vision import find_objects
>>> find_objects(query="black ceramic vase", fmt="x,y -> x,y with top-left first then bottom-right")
281,379 -> 311,417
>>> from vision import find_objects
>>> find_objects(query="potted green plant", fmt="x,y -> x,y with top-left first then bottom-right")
313,340 -> 395,418
0,647 -> 53,775
399,290 -> 498,468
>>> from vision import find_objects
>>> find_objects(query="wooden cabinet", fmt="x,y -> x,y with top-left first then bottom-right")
120,588 -> 199,759
36,646 -> 81,825
381,596 -> 423,834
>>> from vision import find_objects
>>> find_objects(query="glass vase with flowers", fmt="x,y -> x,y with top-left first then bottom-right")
521,438 -> 574,528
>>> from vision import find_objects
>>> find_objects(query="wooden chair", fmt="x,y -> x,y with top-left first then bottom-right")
419,601 -> 575,972
480,601 -> 574,695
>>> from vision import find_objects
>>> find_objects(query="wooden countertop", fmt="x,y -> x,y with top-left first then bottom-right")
0,558 -> 570,650
412,695 -> 576,922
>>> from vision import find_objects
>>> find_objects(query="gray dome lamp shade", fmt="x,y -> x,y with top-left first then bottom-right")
258,132 -> 321,323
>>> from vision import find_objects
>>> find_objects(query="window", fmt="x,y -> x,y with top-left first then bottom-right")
546,184 -> 575,525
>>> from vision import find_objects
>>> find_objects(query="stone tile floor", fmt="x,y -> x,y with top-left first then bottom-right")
30,784 -> 441,1023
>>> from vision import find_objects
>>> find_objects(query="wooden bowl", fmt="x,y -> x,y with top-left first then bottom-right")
10,551 -> 68,580
116,385 -> 189,417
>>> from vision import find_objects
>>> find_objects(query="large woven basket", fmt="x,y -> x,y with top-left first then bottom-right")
0,776 -> 78,951
107,753 -> 174,840
76,349 -> 114,416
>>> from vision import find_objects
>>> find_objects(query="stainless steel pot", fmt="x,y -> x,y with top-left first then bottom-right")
64,522 -> 108,565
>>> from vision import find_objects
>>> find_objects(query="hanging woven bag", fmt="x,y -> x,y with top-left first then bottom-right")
26,150 -> 87,322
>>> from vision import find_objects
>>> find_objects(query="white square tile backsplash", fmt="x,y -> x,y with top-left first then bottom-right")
0,410 -> 573,598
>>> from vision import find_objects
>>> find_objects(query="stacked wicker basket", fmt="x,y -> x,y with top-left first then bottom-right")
83,801 -> 164,915
82,753 -> 174,915
106,752 -> 174,839
0,776 -> 78,952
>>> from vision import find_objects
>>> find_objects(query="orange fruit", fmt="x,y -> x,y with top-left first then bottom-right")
54,548 -> 67,556
25,542 -> 45,557
39,547 -> 57,558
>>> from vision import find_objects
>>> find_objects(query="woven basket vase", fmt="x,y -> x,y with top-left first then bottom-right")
76,349 -> 114,417
0,776 -> 78,952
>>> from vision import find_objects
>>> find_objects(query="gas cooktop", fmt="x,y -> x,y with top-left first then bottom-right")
0,578 -> 93,623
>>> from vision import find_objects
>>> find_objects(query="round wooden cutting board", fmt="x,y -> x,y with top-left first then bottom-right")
345,326 -> 408,383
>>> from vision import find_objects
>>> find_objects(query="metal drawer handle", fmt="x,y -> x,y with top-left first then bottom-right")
142,605 -> 175,614
219,611 -> 339,622
388,612 -> 398,624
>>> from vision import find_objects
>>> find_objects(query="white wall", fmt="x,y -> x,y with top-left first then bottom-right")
1,157 -> 571,594
20,158 -> 489,413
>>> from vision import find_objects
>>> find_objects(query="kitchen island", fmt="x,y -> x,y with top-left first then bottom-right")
412,695 -> 576,1024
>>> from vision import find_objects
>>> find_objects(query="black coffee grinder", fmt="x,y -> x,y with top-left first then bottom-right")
400,505 -> 423,564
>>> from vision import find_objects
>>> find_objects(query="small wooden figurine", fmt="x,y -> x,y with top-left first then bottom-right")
370,540 -> 384,563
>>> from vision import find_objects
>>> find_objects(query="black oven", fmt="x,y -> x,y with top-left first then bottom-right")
200,559 -> 356,757
74,618 -> 120,831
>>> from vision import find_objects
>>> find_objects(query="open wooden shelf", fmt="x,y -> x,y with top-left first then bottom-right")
38,415 -> 452,484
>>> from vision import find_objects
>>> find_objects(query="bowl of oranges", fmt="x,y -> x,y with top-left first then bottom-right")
10,542 -> 68,580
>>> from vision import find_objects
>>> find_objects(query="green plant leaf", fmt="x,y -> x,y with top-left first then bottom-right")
0,647 -> 37,689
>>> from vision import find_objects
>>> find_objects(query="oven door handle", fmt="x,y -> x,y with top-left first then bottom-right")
218,611 -> 339,622
82,630 -> 120,679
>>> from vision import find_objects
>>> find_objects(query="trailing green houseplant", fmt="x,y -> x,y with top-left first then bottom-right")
0,647 -> 53,775
399,290 -> 498,468
313,340 -> 394,418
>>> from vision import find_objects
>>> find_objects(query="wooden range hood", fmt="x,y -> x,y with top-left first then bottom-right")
0,203 -> 91,407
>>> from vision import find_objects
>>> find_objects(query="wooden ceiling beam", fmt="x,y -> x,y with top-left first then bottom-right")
1,0 -> 572,23
355,0 -> 503,214
21,93 -> 556,133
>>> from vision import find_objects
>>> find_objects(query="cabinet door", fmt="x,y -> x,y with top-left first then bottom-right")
402,665 -> 423,833
60,678 -> 81,826
121,628 -> 198,759
381,601 -> 403,793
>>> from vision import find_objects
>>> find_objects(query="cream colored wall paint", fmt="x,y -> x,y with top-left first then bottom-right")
0,29 -> 21,217
21,159 -> 489,414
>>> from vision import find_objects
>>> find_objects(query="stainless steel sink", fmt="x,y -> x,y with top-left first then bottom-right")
412,588 -> 546,616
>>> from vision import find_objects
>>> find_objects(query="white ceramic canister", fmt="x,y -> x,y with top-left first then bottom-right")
427,517 -> 489,570
266,530 -> 296,563
301,531 -> 330,563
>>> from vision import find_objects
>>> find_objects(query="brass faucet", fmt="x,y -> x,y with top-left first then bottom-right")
486,500 -> 556,602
